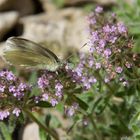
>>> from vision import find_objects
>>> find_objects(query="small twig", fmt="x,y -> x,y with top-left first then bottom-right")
23,108 -> 59,140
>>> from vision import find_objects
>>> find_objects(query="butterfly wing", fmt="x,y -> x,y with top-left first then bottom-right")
2,37 -> 60,71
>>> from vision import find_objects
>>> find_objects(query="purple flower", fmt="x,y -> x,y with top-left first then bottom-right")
125,62 -> 132,68
65,107 -> 75,117
99,39 -> 106,49
89,46 -> 95,53
12,108 -> 21,117
50,99 -> 58,106
104,48 -> 112,58
88,57 -> 94,67
83,81 -> 91,90
55,82 -> 63,92
91,31 -> 99,43
115,67 -> 123,73
110,25 -> 117,32
82,77 -> 96,90
13,91 -> 24,100
38,75 -> 49,89
55,91 -> 63,99
95,6 -> 103,13
122,81 -> 128,86
0,110 -> 10,120
75,67 -> 83,77
111,13 -> 116,18
6,71 -> 16,81
95,63 -> 101,69
65,103 -> 79,117
18,83 -> 27,91
0,71 -> 16,81
9,86 -> 16,92
88,77 -> 97,84
83,118 -> 89,126
87,39 -> 95,53
109,36 -> 117,43
42,93 -> 49,101
34,96 -> 40,104
72,102 -> 79,110
117,22 -> 127,34
104,78 -> 110,83
103,25 -> 111,33
87,16 -> 96,25
0,85 -> 5,92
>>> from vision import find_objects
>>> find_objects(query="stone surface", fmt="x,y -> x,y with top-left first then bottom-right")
20,8 -> 89,55
22,123 -> 40,140
12,0 -> 35,16
0,0 -> 35,16
64,0 -> 93,6
0,0 -> 12,11
39,0 -> 57,12
0,11 -> 19,41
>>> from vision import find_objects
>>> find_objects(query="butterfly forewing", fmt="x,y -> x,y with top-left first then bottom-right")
2,37 -> 60,71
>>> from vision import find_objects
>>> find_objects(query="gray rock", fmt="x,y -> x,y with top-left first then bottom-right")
0,0 -> 35,16
12,0 -> 35,16
20,8 -> 89,54
0,11 -> 19,41
22,123 -> 40,140
39,0 -> 57,12
0,0 -> 13,11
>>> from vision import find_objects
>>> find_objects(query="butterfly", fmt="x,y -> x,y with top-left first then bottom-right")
1,37 -> 62,71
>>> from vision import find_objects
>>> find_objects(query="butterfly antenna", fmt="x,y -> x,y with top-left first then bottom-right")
64,43 -> 87,63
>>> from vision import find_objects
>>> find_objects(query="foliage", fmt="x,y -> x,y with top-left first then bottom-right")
113,0 -> 140,52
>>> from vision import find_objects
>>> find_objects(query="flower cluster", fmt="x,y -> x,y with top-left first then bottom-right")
84,6 -> 137,86
65,55 -> 97,90
36,72 -> 63,106
33,7 -> 138,116
0,70 -> 31,120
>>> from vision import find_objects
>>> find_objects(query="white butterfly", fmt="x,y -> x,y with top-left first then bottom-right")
1,37 -> 61,71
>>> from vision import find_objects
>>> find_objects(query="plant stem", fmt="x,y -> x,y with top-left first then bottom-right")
88,114 -> 102,140
23,108 -> 59,140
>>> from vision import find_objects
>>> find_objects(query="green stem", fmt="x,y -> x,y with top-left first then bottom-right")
23,108 -> 59,140
88,114 -> 102,140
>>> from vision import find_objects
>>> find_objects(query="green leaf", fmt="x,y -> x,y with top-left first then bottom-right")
8,115 -> 17,133
28,71 -> 38,84
50,116 -> 61,128
36,101 -> 52,108
136,135 -> 140,139
45,114 -> 51,127
94,98 -> 108,115
0,122 -> 12,140
72,95 -> 89,111
39,127 -> 47,140
115,91 -> 126,97
129,27 -> 140,35
47,135 -> 51,140
56,103 -> 63,112
30,86 -> 40,97
91,96 -> 103,112
10,66 -> 19,76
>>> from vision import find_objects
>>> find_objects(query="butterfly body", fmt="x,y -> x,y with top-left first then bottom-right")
2,37 -> 61,71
